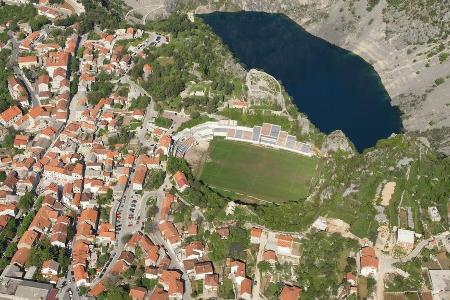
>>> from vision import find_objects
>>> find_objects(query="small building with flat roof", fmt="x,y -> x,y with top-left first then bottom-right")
397,229 -> 415,252
429,270 -> 450,299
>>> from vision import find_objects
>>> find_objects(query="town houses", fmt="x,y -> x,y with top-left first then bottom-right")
0,17 -> 178,297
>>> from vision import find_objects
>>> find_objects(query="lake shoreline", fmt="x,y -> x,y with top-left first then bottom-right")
201,11 -> 402,152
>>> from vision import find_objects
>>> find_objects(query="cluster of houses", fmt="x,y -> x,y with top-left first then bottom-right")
87,190 -> 212,300
249,227 -> 303,299
16,24 -> 77,105
78,28 -> 145,92
88,230 -> 184,299
0,16 -> 178,292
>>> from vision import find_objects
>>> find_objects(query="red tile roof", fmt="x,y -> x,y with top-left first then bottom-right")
280,285 -> 302,300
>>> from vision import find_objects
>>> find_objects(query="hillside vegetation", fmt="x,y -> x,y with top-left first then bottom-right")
129,13 -> 246,114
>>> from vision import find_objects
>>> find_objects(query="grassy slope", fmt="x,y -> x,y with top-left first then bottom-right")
200,138 -> 318,203
315,134 -> 450,238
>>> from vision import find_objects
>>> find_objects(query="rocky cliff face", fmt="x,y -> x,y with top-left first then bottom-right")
320,130 -> 355,156
189,0 -> 450,152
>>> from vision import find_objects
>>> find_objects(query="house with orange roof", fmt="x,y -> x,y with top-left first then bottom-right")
360,246 -> 379,277
160,193 -> 175,221
230,260 -> 246,285
194,261 -> 214,280
1,171 -> 18,193
19,31 -> 41,51
144,246 -> 159,267
232,99 -> 249,110
123,154 -> 135,167
76,223 -> 94,241
129,287 -> 147,300
7,76 -> 28,104
159,221 -> 181,248
173,171 -> 189,192
18,55 -> 38,68
144,266 -> 159,280
216,227 -> 229,240
0,203 -> 18,218
262,250 -> 277,264
124,232 -> 160,267
276,234 -> 293,255
240,278 -> 252,300
29,206 -> 57,233
346,272 -> 357,286
37,73 -> 50,94
73,265 -> 89,287
250,227 -> 263,244
156,135 -> 172,156
41,259 -> 60,284
110,259 -> 130,276
14,134 -> 29,149
143,63 -> 153,76
11,248 -> 30,268
35,42 -> 62,55
137,154 -> 160,169
148,287 -> 168,300
132,109 -> 144,120
37,6 -> 61,19
42,165 -> 73,185
183,259 -> 197,276
14,114 -> 30,130
125,232 -> 144,251
79,208 -> 98,228
97,223 -> 116,245
52,67 -> 67,91
159,270 -> 183,300
184,241 -> 205,260
89,279 -> 106,297
18,230 -> 39,249
132,165 -> 147,191
72,240 -> 90,267
0,106 -> 22,127
51,229 -> 68,248
45,52 -> 70,76
279,285 -> 302,300
185,223 -> 198,237
204,273 -> 219,292
65,36 -> 78,54
55,111 -> 68,122
16,174 -> 37,196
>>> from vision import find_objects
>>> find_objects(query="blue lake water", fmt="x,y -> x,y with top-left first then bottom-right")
201,12 -> 402,152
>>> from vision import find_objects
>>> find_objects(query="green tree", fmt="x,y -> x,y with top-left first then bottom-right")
18,192 -> 34,210
140,278 -> 157,290
29,15 -> 50,31
144,170 -> 166,190
257,261 -> 271,274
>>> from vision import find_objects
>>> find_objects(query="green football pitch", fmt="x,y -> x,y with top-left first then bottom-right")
199,138 -> 319,203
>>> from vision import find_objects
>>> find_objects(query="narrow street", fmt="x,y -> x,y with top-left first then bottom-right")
8,31 -> 40,107
253,232 -> 268,300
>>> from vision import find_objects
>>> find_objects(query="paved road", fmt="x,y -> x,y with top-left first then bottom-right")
375,232 -> 449,300
8,31 -> 40,107
57,262 -> 80,300
252,232 -> 267,300
150,175 -> 192,300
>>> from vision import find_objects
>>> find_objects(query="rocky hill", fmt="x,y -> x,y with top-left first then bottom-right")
175,0 -> 450,153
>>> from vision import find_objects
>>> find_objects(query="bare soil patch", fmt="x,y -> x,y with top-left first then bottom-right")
381,181 -> 396,206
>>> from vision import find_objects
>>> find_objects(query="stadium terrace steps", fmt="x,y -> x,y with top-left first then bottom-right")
173,120 -> 313,157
